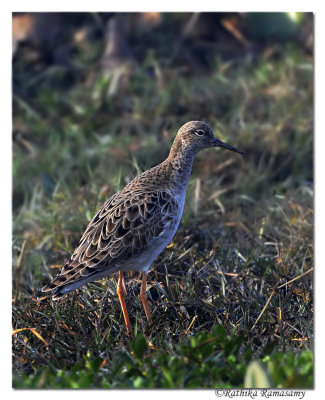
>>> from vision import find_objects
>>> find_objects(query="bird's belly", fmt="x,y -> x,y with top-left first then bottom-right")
118,221 -> 179,273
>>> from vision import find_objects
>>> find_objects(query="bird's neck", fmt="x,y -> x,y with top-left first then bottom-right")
164,143 -> 195,192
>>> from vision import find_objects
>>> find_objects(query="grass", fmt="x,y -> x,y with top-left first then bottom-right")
12,14 -> 313,388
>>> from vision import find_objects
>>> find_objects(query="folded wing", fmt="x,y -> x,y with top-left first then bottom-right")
42,189 -> 178,296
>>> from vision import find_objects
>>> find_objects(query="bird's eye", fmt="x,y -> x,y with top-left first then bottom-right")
195,129 -> 205,136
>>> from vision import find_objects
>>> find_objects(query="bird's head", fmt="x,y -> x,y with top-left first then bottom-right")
174,121 -> 244,156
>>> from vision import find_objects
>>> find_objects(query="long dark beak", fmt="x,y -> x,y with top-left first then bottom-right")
213,138 -> 244,155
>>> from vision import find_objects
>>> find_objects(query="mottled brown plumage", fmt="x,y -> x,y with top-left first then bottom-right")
43,188 -> 178,299
42,121 -> 243,333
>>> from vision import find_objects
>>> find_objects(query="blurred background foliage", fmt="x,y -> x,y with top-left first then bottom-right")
12,12 -> 313,388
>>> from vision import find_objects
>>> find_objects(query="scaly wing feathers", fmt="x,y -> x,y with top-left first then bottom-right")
42,189 -> 177,296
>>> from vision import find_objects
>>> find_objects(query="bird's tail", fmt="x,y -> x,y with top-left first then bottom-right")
41,262 -> 118,299
41,261 -> 89,299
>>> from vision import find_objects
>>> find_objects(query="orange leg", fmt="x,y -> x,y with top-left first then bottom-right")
117,270 -> 132,336
121,271 -> 127,293
140,272 -> 151,325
